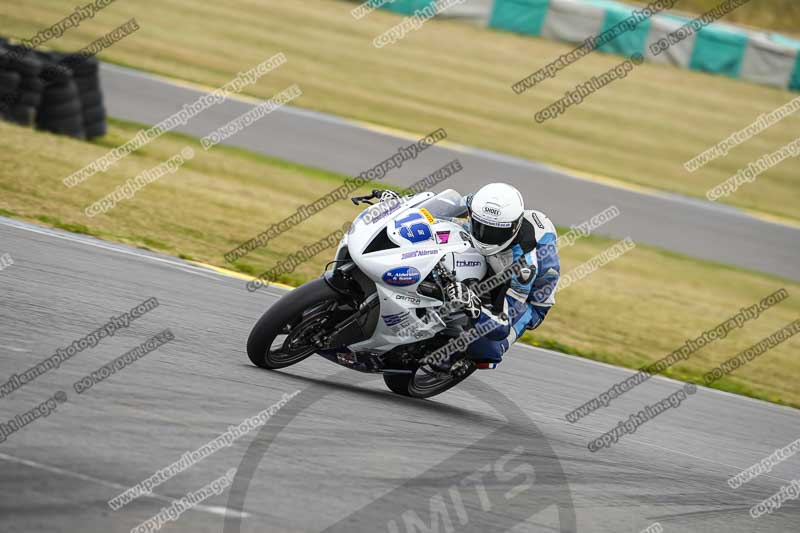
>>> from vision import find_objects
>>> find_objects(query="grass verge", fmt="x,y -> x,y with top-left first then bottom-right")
0,118 -> 798,408
1,0 -> 799,222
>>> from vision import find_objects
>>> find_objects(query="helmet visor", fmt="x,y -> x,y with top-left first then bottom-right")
470,214 -> 521,246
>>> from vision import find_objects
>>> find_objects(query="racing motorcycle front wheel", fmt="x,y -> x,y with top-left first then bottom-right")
247,278 -> 343,369
383,360 -> 477,399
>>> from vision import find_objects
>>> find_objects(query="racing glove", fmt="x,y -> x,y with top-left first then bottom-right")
445,281 -> 482,320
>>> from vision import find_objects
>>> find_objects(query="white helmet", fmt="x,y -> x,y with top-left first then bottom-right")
468,183 -> 524,256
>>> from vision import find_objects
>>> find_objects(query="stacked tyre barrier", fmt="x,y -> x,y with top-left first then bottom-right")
0,39 -> 107,139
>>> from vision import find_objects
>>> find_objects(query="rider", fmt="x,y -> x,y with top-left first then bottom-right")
444,183 -> 560,368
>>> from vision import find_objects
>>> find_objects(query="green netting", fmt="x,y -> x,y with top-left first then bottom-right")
381,0 -> 436,16
489,0 -> 550,36
596,5 -> 650,57
689,24 -> 748,78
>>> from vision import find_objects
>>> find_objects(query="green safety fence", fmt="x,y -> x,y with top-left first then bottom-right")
596,3 -> 650,57
689,24 -> 748,78
488,0 -> 550,37
487,0 -> 799,91
771,34 -> 800,91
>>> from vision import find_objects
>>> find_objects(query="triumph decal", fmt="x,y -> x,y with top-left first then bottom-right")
382,266 -> 421,286
456,260 -> 482,267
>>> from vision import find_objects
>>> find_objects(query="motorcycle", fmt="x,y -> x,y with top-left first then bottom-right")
246,188 -> 508,398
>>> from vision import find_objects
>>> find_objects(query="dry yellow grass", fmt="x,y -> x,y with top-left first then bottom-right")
1,119 -> 798,407
1,0 -> 799,221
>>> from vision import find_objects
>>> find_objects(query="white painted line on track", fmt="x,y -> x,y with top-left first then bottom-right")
0,217 -> 287,299
0,452 -> 251,519
0,344 -> 30,353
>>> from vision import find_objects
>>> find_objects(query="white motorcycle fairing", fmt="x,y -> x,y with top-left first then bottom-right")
336,190 -> 487,354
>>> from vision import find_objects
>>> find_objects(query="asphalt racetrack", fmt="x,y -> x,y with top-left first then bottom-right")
99,63 -> 800,282
1,217 -> 798,532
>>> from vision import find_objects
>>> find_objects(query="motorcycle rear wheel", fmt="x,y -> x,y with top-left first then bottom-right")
383,361 -> 476,399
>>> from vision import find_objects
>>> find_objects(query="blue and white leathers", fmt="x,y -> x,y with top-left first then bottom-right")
465,210 -> 561,364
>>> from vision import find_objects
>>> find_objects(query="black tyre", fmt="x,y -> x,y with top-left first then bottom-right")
36,116 -> 85,138
65,58 -> 97,76
18,90 -> 41,108
383,361 -> 477,399
5,105 -> 35,126
39,99 -> 82,120
84,120 -> 107,139
19,76 -> 45,93
47,51 -> 70,64
247,278 -> 343,369
0,90 -> 20,109
0,48 -> 42,77
78,89 -> 103,108
0,97 -> 18,115
76,79 -> 100,92
82,103 -> 106,124
75,63 -> 99,76
41,82 -> 80,106
0,71 -> 20,88
52,52 -> 97,76
73,67 -> 99,80
40,65 -> 72,86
